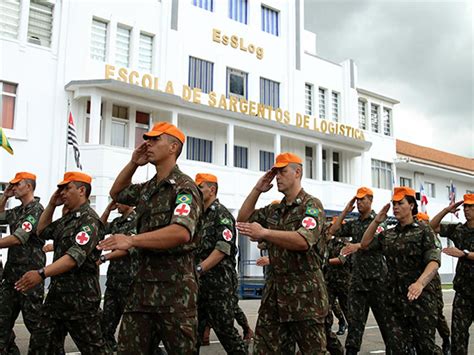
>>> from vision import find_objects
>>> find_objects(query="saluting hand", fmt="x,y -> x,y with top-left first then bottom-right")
131,142 -> 148,166
49,189 -> 63,207
15,270 -> 42,293
3,184 -> 14,199
407,281 -> 424,301
254,169 -> 276,193
375,203 -> 391,223
236,222 -> 267,241
344,196 -> 357,213
442,247 -> 464,258
445,200 -> 463,214
97,233 -> 133,251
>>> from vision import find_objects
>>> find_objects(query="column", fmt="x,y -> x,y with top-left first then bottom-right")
273,134 -> 281,156
171,111 -> 178,126
89,93 -> 102,144
227,123 -> 234,167
128,106 -> 136,149
316,143 -> 323,181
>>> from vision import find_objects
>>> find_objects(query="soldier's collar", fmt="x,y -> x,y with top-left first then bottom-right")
281,188 -> 305,207
395,221 -> 418,231
22,198 -> 38,211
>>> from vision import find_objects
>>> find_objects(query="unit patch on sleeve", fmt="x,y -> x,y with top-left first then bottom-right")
21,221 -> 33,232
174,203 -> 191,216
176,194 -> 192,205
305,206 -> 320,217
75,231 -> 90,245
222,228 -> 233,241
302,216 -> 317,230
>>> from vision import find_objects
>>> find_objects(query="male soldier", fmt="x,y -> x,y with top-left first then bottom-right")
330,187 -> 390,354
0,172 -> 45,354
193,173 -> 247,354
237,152 -> 328,354
416,212 -> 451,355
98,122 -> 203,354
98,201 -> 138,352
430,194 -> 474,355
15,171 -> 106,354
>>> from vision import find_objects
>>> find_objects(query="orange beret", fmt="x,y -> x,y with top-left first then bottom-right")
10,172 -> 36,184
355,187 -> 373,199
272,152 -> 302,169
464,194 -> 474,205
416,212 -> 430,222
195,173 -> 218,185
143,122 -> 185,144
57,172 -> 92,187
392,187 -> 416,202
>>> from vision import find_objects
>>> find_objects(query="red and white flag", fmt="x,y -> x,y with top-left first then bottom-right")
420,184 -> 428,213
68,112 -> 82,170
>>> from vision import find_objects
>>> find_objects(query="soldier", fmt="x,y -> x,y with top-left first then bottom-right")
236,152 -> 328,354
193,173 -> 247,354
430,193 -> 474,355
331,187 -> 391,354
98,201 -> 138,352
98,122 -> 203,354
0,172 -> 45,355
360,187 -> 442,354
15,171 -> 107,354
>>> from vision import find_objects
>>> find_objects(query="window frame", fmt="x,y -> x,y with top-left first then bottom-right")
358,98 -> 367,130
90,18 -> 108,62
259,150 -> 274,172
27,0 -> 54,48
318,87 -> 326,119
138,32 -> 154,72
305,83 -> 313,116
186,136 -> 213,163
261,4 -> 279,36
116,24 -> 131,68
188,56 -> 214,94
0,81 -> 17,130
260,77 -> 280,108
226,67 -> 248,99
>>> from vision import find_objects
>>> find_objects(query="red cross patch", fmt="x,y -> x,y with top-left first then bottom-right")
22,221 -> 32,232
302,217 -> 317,230
75,231 -> 90,245
174,203 -> 191,216
376,226 -> 385,234
222,228 -> 233,241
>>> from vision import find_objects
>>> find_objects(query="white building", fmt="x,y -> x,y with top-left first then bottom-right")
1,0 -> 470,280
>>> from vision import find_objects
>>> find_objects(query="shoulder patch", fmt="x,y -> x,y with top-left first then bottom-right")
81,225 -> 92,233
26,215 -> 37,224
305,206 -> 320,217
176,194 -> 192,205
220,217 -> 232,226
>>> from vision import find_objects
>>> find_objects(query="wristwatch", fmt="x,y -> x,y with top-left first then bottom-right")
37,268 -> 46,280
196,264 -> 203,275
463,249 -> 470,258
99,255 -> 107,263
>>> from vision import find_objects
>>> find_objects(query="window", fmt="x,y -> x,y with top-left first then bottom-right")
187,136 -> 213,163
261,5 -> 279,36
116,25 -> 131,67
192,0 -> 213,11
260,77 -> 280,108
234,145 -> 248,168
358,99 -> 366,129
90,18 -> 107,61
331,92 -> 339,122
322,149 -> 328,181
111,105 -> 128,147
383,107 -> 391,136
318,88 -> 326,119
28,0 -> 54,47
259,150 -> 274,171
229,0 -> 248,24
371,159 -> 393,189
227,68 -> 247,99
400,177 -> 412,188
1,82 -> 17,129
305,146 -> 313,179
0,0 -> 20,39
85,100 -> 104,143
371,103 -> 379,133
138,33 -> 153,72
333,152 -> 340,182
135,111 -> 150,148
425,182 -> 435,198
188,56 -> 214,94
305,83 -> 313,115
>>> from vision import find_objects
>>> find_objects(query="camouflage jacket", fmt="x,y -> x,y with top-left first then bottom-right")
340,211 -> 387,290
0,198 -> 45,284
196,199 -> 238,299
367,221 -> 441,295
40,202 -> 103,319
325,235 -> 352,285
249,188 -> 329,322
439,223 -> 474,294
116,165 -> 203,313
104,211 -> 138,288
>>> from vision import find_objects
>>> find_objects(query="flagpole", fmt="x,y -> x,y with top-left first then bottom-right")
65,98 -> 70,173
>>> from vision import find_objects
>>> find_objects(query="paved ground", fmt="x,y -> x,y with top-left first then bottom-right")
11,290 -> 473,354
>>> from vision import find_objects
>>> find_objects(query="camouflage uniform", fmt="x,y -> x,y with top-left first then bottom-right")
28,202 -> 106,354
0,199 -> 45,354
100,211 -> 138,351
367,221 -> 442,354
439,223 -> 474,355
195,199 -> 247,354
340,211 -> 391,353
249,189 -> 329,354
115,166 -> 203,355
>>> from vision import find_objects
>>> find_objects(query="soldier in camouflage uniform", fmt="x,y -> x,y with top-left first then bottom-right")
98,201 -> 138,352
431,193 -> 474,355
15,171 -> 107,354
360,187 -> 442,354
193,173 -> 247,354
237,152 -> 328,354
98,122 -> 203,354
0,172 -> 45,355
330,187 -> 391,354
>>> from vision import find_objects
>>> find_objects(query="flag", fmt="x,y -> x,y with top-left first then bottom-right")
449,180 -> 458,217
0,127 -> 13,154
67,113 -> 82,170
420,183 -> 428,213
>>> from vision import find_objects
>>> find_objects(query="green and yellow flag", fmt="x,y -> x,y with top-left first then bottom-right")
0,127 -> 14,155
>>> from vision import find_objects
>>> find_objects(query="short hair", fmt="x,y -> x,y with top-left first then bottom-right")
165,134 -> 183,158
205,181 -> 218,195
288,163 -> 303,180
72,181 -> 92,198
405,196 -> 418,216
23,178 -> 36,191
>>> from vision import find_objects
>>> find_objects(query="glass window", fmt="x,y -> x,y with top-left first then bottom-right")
138,32 -> 153,72
116,25 -> 131,67
319,88 -> 326,119
333,152 -> 340,182
1,82 -> 17,129
260,77 -> 280,108
192,0 -> 214,11
259,150 -> 274,171
261,5 -> 279,36
111,105 -> 128,147
227,68 -> 247,99
0,0 -> 20,39
188,56 -> 214,94
371,159 -> 393,189
322,149 -> 328,181
331,91 -> 339,122
383,107 -> 391,136
187,136 -> 213,163
305,83 -> 313,115
234,145 -> 248,168
85,100 -> 104,143
305,146 -> 313,179
229,0 -> 248,24
135,111 -> 150,148
28,0 -> 54,47
400,177 -> 412,188
358,99 -> 366,130
371,103 -> 380,133
90,18 -> 107,61
425,182 -> 435,198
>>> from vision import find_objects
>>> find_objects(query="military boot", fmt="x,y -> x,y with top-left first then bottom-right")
337,320 -> 347,335
442,338 -> 451,355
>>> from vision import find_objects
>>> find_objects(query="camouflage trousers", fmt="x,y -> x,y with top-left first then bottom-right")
432,276 -> 450,341
327,280 -> 350,325
195,297 -> 247,354
235,304 -> 250,330
345,284 -> 391,352
451,292 -> 473,355
0,282 -> 43,354
325,306 -> 344,355
28,312 -> 107,354
100,285 -> 131,350
118,310 -> 197,355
